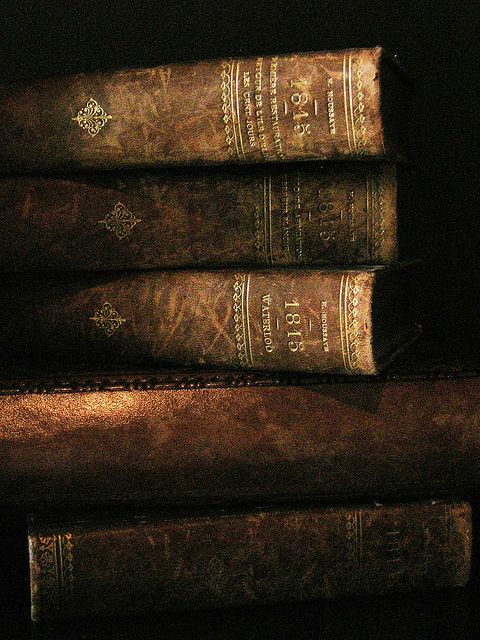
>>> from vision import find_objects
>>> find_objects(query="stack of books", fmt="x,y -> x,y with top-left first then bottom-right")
0,47 -> 473,623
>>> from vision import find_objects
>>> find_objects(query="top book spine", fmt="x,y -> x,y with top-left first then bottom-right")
0,47 -> 408,173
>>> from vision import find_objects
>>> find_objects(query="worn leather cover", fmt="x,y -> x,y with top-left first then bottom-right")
28,501 -> 471,621
0,163 -> 397,271
0,47 -> 406,172
0,265 -> 414,374
1,339 -> 479,508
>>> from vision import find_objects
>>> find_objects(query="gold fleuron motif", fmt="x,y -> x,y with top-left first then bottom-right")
90,302 -> 126,336
99,202 -> 141,239
72,98 -> 112,137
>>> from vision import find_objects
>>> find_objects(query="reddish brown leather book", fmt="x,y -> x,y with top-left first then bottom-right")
0,163 -> 398,272
0,264 -> 415,374
28,501 -> 471,622
0,340 -> 478,509
0,47 -> 408,173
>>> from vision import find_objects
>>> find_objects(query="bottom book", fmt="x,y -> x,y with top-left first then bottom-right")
29,500 -> 471,622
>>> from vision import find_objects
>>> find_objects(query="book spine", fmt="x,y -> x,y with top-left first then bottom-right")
0,163 -> 397,271
0,267 -> 409,374
0,48 -> 396,172
28,501 -> 472,621
2,375 -> 479,508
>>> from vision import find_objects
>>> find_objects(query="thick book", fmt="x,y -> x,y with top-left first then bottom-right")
28,501 -> 471,622
0,264 -> 415,374
0,47 -> 408,173
0,339 -> 479,508
0,163 -> 398,271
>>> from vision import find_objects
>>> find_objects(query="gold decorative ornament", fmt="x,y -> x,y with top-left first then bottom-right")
35,533 -> 74,616
72,98 -> 112,137
99,202 -> 141,239
232,273 -> 254,367
90,302 -> 126,336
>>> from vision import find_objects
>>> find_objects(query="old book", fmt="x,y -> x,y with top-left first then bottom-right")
28,501 -> 471,622
0,264 -> 415,374
0,163 -> 398,272
0,339 -> 478,509
0,47 -> 408,173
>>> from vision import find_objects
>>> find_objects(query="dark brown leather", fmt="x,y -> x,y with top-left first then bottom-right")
28,501 -> 471,621
1,360 -> 480,508
0,163 -> 397,271
0,48 -> 405,173
0,265 -> 414,374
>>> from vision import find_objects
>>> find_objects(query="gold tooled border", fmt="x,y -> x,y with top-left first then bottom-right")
339,275 -> 361,373
345,509 -> 363,567
33,532 -> 74,619
221,61 -> 245,160
233,274 -> 254,368
343,54 -> 367,157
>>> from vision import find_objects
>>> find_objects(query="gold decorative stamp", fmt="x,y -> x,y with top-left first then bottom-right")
220,61 -> 237,158
343,54 -> 367,157
90,302 -> 126,336
72,98 -> 112,137
339,274 -> 361,373
99,202 -> 141,239
232,273 -> 254,367
35,533 -> 74,616
345,510 -> 363,566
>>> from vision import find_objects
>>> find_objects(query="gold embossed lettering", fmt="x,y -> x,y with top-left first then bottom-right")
320,300 -> 330,352
269,57 -> 284,160
292,175 -> 304,261
254,58 -> 275,161
326,76 -> 336,135
281,173 -> 291,256
308,187 -> 342,245
284,300 -> 305,353
261,293 -> 274,352
287,78 -> 313,137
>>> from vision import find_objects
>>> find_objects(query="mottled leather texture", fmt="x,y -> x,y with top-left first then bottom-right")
1,338 -> 480,508
0,48 -> 406,173
0,163 -> 397,271
28,501 -> 471,621
0,265 -> 415,375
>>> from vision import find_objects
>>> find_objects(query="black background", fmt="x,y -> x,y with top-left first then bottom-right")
0,1 -> 480,638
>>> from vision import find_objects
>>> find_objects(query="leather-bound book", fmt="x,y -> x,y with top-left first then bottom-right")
0,339 -> 479,509
0,47 -> 408,173
0,264 -> 415,374
0,163 -> 398,271
28,501 -> 471,622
